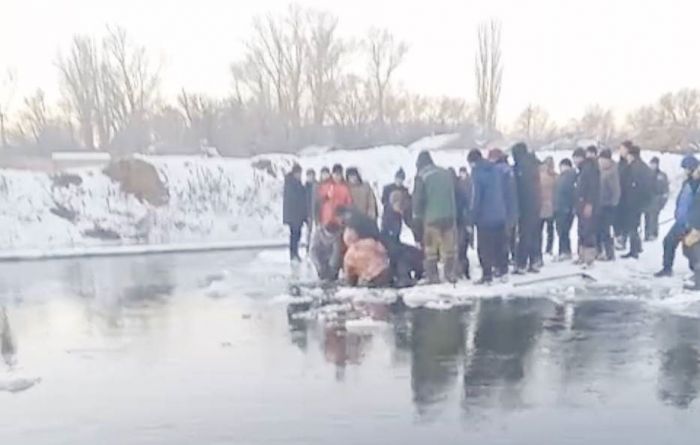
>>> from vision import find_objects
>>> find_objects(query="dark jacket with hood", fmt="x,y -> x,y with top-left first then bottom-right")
554,168 -> 577,215
511,144 -> 541,223
412,151 -> 457,228
283,173 -> 308,227
649,168 -> 670,212
575,158 -> 600,212
621,156 -> 653,214
495,160 -> 519,227
471,159 -> 507,228
455,173 -> 473,228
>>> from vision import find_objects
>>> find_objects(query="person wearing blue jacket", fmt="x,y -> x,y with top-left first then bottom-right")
468,149 -> 507,284
489,148 -> 519,273
654,155 -> 700,277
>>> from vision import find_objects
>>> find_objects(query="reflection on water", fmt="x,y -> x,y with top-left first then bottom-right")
0,251 -> 699,444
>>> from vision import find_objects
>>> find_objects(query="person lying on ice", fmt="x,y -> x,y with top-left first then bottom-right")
339,205 -> 423,287
342,227 -> 392,288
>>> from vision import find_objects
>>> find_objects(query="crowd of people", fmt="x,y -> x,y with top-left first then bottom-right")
282,141 -> 700,291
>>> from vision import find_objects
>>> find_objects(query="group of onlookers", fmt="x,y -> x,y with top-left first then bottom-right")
283,140 -> 700,290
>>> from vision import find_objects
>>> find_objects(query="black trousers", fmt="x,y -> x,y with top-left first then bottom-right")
597,206 -> 616,259
644,209 -> 661,240
457,225 -> 471,278
626,211 -> 643,255
477,224 -> 506,279
663,222 -> 687,271
288,223 -> 303,260
555,212 -> 574,256
516,218 -> 539,269
537,217 -> 555,258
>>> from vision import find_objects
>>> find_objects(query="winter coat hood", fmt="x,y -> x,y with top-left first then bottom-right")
416,151 -> 434,171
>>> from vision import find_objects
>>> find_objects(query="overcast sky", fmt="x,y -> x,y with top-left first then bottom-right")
1,0 -> 698,124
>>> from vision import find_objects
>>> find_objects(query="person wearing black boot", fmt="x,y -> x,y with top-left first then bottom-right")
615,141 -> 632,250
489,148 -> 519,277
597,149 -> 621,261
620,145 -> 653,259
644,157 -> 670,241
512,143 -> 542,274
469,149 -> 507,285
554,158 -> 577,261
573,147 -> 600,268
283,163 -> 308,262
655,155 -> 700,277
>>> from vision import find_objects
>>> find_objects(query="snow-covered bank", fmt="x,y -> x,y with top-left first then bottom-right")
0,136 -> 688,257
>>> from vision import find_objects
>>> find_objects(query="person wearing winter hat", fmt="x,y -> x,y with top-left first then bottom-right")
412,150 -> 458,284
620,144 -> 653,259
346,167 -> 378,220
511,142 -> 542,274
381,167 -> 411,226
283,163 -> 307,262
654,155 -> 700,277
573,147 -> 600,268
597,149 -> 621,261
643,156 -> 670,241
490,148 -> 519,273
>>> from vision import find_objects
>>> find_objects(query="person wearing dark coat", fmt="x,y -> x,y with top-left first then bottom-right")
490,148 -> 519,270
380,191 -> 424,287
554,158 -> 577,259
382,168 -> 413,231
573,147 -> 600,267
597,149 -> 621,261
644,156 -> 670,241
655,155 -> 700,277
283,164 -> 308,262
304,169 -> 317,252
620,145 -> 653,259
469,149 -> 507,284
511,143 -> 542,274
614,141 -> 632,248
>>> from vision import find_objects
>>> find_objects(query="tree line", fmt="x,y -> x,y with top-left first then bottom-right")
0,5 -> 699,155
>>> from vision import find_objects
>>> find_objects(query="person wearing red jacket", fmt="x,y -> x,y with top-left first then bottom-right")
311,164 -> 353,281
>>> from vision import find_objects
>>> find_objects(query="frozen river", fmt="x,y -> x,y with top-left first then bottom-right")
0,250 -> 699,444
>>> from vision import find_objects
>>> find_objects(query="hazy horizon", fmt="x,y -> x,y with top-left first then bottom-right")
2,0 -> 699,125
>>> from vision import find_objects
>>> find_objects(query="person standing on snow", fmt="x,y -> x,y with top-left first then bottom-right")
538,156 -> 558,263
304,169 -> 318,252
554,158 -> 577,260
512,143 -> 542,274
347,167 -> 378,221
382,168 -> 413,230
655,155 -> 700,277
312,164 -> 353,280
597,149 -> 621,261
615,141 -> 633,249
455,166 -> 473,280
620,144 -> 653,259
283,164 -> 308,262
681,165 -> 700,290
644,156 -> 670,241
573,147 -> 600,268
469,149 -> 507,284
412,151 -> 458,284
490,148 -> 519,274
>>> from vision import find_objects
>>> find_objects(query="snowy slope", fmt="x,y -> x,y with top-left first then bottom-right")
0,138 -> 687,256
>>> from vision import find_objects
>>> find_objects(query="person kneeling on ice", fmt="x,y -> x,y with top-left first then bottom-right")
342,227 -> 392,288
380,193 -> 424,287
310,226 -> 344,282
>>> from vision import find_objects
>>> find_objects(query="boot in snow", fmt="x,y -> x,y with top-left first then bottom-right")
654,269 -> 672,278
424,259 -> 440,285
444,257 -> 458,284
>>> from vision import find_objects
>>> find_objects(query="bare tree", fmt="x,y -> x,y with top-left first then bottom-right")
475,19 -> 503,133
0,68 -> 17,148
365,28 -> 408,126
574,105 -> 616,144
177,89 -> 219,145
329,74 -> 372,129
18,89 -> 49,144
515,104 -> 556,143
305,10 -> 346,126
57,36 -> 100,149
